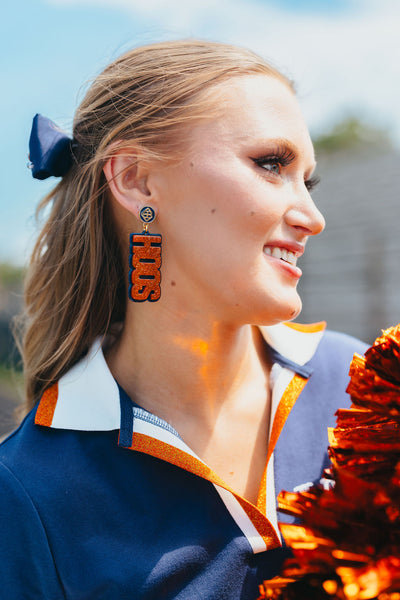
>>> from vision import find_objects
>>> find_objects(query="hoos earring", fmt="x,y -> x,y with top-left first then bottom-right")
129,206 -> 162,302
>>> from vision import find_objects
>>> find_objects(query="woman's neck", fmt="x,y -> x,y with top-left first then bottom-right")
105,304 -> 271,429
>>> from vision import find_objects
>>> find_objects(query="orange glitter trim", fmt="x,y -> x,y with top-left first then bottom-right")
35,382 -> 59,426
257,374 -> 308,514
284,321 -> 326,333
129,432 -> 281,550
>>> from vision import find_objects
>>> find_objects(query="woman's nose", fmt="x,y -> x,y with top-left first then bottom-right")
285,187 -> 325,236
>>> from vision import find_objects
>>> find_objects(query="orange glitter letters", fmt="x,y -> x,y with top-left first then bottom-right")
129,233 -> 162,302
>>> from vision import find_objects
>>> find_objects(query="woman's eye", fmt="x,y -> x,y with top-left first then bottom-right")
252,149 -> 295,176
252,153 -> 320,192
253,159 -> 281,174
262,161 -> 280,174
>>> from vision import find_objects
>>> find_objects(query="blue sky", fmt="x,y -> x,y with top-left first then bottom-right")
1,0 -> 399,264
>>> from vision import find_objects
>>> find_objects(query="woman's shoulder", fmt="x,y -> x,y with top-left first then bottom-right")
0,408 -> 37,463
304,327 -> 368,402
0,405 -> 118,499
0,408 -> 57,491
316,328 -> 368,365
261,321 -> 367,371
0,413 -> 67,598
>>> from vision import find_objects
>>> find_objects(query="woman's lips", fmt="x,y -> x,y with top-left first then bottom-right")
263,246 -> 298,266
263,244 -> 304,278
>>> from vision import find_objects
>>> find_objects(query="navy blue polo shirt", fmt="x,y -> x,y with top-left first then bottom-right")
0,323 -> 367,599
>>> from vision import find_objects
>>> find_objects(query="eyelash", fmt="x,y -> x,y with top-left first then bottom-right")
304,174 -> 320,192
252,147 -> 295,171
251,148 -> 320,192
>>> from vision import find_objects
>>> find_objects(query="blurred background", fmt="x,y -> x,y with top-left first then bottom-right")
1,0 -> 399,431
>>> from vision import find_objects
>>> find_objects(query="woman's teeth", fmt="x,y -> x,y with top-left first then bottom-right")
264,246 -> 297,266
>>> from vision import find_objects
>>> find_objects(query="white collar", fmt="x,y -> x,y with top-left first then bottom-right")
37,321 -> 325,432
259,321 -> 325,366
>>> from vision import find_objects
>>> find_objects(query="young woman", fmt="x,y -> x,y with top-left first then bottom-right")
0,40 -> 366,599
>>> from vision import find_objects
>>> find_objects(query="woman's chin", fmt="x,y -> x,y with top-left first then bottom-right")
246,297 -> 302,328
264,294 -> 302,325
286,298 -> 303,321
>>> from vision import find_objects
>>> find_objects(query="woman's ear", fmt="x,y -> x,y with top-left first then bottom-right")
103,148 -> 154,218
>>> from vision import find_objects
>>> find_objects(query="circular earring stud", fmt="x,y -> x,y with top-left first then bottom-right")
140,206 -> 156,224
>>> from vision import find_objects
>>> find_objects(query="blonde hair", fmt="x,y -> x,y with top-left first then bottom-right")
16,39 -> 293,413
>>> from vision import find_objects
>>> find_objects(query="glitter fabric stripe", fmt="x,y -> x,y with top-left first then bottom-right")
257,374 -> 308,514
283,321 -> 326,334
129,432 -> 281,550
35,382 -> 59,426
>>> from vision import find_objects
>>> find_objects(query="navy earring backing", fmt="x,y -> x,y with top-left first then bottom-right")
139,206 -> 156,229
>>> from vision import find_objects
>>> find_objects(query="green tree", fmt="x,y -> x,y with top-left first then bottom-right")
313,116 -> 392,154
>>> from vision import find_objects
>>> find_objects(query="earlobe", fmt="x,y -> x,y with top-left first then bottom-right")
103,149 -> 152,217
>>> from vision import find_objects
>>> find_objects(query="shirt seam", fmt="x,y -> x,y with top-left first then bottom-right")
0,460 -> 67,600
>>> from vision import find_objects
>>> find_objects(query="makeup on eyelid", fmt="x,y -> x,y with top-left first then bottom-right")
249,139 -> 319,192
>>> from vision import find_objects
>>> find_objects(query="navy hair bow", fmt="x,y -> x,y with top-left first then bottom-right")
28,114 -> 74,180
